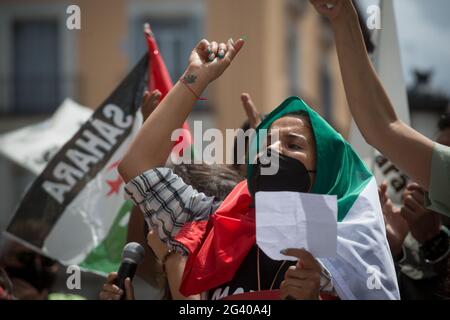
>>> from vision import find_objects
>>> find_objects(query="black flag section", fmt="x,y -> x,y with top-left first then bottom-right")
7,55 -> 148,248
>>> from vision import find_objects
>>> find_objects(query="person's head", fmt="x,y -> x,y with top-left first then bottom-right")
437,112 -> 450,147
247,111 -> 317,196
266,111 -> 317,189
247,97 -> 373,221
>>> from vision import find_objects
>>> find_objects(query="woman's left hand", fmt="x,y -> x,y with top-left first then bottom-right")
280,248 -> 322,300
146,228 -> 169,262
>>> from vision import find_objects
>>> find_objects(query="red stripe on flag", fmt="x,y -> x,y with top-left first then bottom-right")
144,25 -> 193,150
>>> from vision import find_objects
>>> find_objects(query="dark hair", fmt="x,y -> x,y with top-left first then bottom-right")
438,113 -> 450,131
173,163 -> 244,201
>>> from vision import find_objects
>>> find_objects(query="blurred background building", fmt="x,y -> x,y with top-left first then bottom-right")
0,0 -> 352,227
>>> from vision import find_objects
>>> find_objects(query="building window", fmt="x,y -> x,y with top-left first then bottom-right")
0,2 -> 77,115
131,16 -> 202,85
127,0 -> 205,109
13,20 -> 60,114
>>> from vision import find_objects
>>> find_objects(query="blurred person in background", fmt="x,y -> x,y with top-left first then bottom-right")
380,112 -> 450,299
0,267 -> 13,300
0,221 -> 59,300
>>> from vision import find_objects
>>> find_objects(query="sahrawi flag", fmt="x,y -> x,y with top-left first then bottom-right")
5,25 -> 194,273
4,55 -> 147,273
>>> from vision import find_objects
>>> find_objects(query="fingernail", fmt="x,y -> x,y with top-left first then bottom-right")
280,249 -> 287,255
208,52 -> 215,61
218,50 -> 225,58
207,46 -> 212,53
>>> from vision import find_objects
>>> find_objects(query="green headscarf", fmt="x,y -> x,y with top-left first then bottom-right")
247,97 -> 373,221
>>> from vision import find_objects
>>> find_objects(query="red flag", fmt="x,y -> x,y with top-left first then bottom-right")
175,181 -> 256,296
144,24 -> 193,151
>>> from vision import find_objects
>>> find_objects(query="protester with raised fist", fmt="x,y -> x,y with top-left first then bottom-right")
118,32 -> 398,300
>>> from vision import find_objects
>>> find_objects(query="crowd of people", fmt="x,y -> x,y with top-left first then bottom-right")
102,0 -> 450,300
1,0 -> 449,300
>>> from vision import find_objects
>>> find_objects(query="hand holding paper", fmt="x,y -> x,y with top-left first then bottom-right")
255,191 -> 338,261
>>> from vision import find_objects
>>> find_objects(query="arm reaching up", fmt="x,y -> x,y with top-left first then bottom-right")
309,0 -> 434,190
118,38 -> 245,182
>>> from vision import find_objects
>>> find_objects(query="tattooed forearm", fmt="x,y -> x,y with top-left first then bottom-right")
183,74 -> 197,84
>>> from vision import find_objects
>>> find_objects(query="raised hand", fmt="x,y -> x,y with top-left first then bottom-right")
379,182 -> 409,256
400,183 -> 441,243
140,90 -> 162,123
118,37 -> 244,183
186,38 -> 245,85
309,0 -> 356,24
241,93 -> 261,129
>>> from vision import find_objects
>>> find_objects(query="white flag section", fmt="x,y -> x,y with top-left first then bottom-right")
0,99 -> 93,175
319,178 -> 400,300
5,56 -> 148,275
43,114 -> 142,267
349,0 -> 410,203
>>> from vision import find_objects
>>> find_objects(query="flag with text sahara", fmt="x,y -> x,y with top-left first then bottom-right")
5,55 -> 147,274
6,26 -> 193,274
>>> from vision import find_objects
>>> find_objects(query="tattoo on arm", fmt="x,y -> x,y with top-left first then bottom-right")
183,74 -> 197,84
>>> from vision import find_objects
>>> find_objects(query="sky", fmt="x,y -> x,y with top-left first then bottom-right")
359,0 -> 450,95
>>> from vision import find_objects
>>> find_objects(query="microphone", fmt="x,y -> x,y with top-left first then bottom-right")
115,242 -> 145,298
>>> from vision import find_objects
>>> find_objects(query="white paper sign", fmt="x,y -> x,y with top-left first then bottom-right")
255,191 -> 338,261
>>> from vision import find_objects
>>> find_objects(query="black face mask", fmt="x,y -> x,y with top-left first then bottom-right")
250,150 -> 316,196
